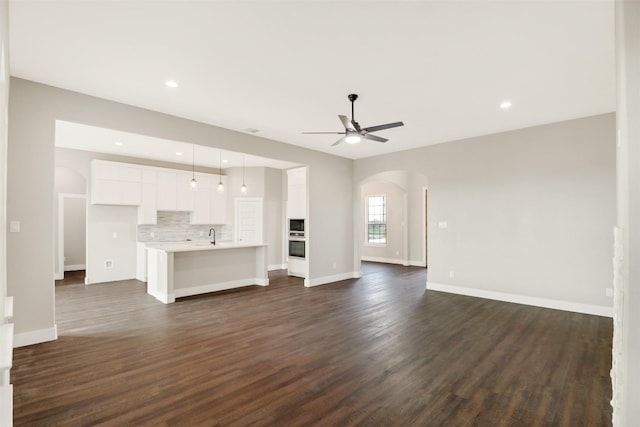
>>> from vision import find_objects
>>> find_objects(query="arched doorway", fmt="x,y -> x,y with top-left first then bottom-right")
355,170 -> 428,273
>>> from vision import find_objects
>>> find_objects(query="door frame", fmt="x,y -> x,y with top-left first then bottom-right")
56,193 -> 87,280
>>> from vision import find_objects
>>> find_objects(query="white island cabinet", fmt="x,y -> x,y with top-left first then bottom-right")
146,242 -> 268,303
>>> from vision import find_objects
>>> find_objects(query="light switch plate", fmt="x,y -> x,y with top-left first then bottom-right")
9,221 -> 20,233
438,221 -> 448,229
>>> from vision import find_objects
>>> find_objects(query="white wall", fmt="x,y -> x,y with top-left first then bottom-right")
614,1 -> 640,425
361,181 -> 407,264
0,0 -> 9,320
355,113 -> 616,315
7,79 -> 354,344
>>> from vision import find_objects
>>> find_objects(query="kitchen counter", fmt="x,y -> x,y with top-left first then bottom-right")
146,241 -> 269,303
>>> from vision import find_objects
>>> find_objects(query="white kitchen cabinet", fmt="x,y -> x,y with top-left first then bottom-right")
191,173 -> 213,225
91,160 -> 142,205
176,172 -> 195,211
210,176 -> 227,224
156,171 -> 195,211
286,167 -> 307,219
156,171 -> 177,210
137,172 -> 157,225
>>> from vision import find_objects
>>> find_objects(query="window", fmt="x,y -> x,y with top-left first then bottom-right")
367,195 -> 387,244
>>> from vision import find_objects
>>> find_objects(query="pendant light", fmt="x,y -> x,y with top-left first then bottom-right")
217,151 -> 225,193
190,144 -> 197,190
241,155 -> 248,194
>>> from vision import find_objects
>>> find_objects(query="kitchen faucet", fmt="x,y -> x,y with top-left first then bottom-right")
208,227 -> 216,245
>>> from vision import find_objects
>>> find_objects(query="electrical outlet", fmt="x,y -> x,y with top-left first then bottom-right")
395,250 -> 400,255
112,232 -> 118,239
200,231 -> 204,236
105,260 -> 114,269
449,271 -> 455,278
332,262 -> 337,269
150,231 -> 155,238
606,288 -> 613,297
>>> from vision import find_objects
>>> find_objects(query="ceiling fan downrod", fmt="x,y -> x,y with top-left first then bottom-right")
348,93 -> 358,122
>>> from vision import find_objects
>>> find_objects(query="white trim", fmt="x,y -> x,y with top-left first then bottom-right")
304,271 -> 361,288
174,278 -> 269,299
148,289 -> 175,304
13,325 -> 58,348
423,186 -> 428,268
409,260 -> 426,267
63,264 -> 86,272
361,256 -> 408,266
426,282 -> 613,317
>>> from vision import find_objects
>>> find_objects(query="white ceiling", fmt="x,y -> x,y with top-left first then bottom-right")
9,1 -> 615,160
55,120 -> 300,170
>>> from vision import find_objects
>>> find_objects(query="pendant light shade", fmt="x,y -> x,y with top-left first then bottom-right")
241,155 -> 247,194
217,151 -> 225,193
190,145 -> 197,190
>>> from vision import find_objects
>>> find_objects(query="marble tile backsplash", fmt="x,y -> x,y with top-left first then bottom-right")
137,211 -> 232,242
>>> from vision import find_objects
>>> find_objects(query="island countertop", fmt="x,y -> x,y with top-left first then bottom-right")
145,241 -> 267,253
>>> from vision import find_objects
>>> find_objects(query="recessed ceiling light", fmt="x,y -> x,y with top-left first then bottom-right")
500,100 -> 512,109
165,80 -> 179,88
114,141 -> 124,147
175,151 -> 183,156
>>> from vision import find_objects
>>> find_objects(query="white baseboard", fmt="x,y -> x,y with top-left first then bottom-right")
305,271 -> 361,287
409,260 -> 427,267
268,264 -> 287,271
54,272 -> 63,280
426,282 -> 613,317
361,256 -> 408,266
64,264 -> 86,272
174,278 -> 269,299
14,325 -> 58,347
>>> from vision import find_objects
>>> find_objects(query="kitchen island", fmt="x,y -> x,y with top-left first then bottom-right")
145,241 -> 268,304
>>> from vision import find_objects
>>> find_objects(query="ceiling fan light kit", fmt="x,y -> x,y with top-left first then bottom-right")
303,93 -> 404,147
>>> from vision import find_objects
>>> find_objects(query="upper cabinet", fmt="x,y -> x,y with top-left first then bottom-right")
191,175 -> 227,225
287,167 -> 307,219
91,160 -> 142,206
138,169 -> 157,224
91,160 -> 228,225
156,170 -> 196,212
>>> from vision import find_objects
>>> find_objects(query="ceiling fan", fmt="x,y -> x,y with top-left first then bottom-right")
303,94 -> 404,146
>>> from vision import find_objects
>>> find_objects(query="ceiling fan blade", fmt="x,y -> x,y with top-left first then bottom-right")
351,120 -> 362,133
302,131 -> 346,134
338,115 -> 355,131
332,137 -> 346,146
362,121 -> 404,133
361,133 -> 388,143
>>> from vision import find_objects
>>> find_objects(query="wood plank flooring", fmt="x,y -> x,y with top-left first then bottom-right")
13,263 -> 612,426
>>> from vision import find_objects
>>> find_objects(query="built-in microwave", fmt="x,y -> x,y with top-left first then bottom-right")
289,219 -> 305,237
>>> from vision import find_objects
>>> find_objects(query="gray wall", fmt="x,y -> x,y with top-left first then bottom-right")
8,78 -> 354,341
614,1 -> 640,424
355,113 -> 616,311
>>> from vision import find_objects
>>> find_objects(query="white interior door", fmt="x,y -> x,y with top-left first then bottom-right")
235,198 -> 263,243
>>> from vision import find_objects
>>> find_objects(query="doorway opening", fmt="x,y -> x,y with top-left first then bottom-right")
54,167 -> 87,283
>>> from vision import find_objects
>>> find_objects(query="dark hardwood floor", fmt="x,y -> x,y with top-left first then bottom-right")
13,263 -> 612,426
